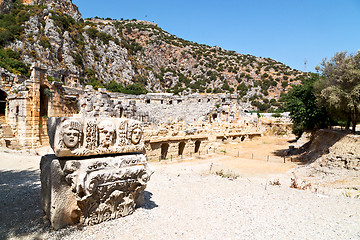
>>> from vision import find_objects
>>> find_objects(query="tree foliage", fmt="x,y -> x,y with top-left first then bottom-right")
105,80 -> 147,95
285,74 -> 331,137
316,51 -> 360,132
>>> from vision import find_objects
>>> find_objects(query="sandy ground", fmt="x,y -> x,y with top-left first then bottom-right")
0,136 -> 359,239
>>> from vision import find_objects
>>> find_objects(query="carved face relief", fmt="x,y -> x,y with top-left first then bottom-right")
98,120 -> 115,148
61,120 -> 81,149
131,127 -> 142,144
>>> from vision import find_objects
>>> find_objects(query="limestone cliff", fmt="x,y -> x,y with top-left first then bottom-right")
0,0 -> 308,111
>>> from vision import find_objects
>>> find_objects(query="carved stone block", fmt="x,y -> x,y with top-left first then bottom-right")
47,117 -> 144,157
40,153 -> 152,229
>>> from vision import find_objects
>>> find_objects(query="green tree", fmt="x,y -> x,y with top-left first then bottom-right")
285,74 -> 331,137
317,51 -> 360,133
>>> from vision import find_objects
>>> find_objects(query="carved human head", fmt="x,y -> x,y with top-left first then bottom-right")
98,120 -> 115,148
61,119 -> 81,148
128,121 -> 143,145
131,127 -> 142,144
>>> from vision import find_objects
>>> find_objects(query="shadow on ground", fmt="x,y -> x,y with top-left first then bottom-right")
142,191 -> 158,210
0,169 -> 50,239
0,169 -> 158,239
272,129 -> 348,165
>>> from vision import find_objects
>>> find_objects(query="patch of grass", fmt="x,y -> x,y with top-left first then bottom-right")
290,177 -> 311,190
269,179 -> 281,185
214,169 -> 239,180
343,189 -> 360,199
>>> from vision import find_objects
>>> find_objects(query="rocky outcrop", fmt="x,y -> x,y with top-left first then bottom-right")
296,129 -> 360,170
2,0 -> 307,110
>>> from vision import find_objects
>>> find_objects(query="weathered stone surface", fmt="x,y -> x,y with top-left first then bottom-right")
47,117 -> 144,157
40,153 -> 152,229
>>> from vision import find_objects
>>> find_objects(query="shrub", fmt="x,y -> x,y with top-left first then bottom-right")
39,36 -> 51,49
0,48 -> 29,76
86,27 -> 99,39
105,81 -> 147,95
98,31 -> 113,44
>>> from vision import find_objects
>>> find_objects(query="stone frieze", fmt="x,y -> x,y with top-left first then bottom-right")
47,117 -> 145,157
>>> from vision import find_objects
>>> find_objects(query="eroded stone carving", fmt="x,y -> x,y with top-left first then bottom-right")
48,117 -> 145,157
41,153 -> 153,229
60,119 -> 82,149
98,120 -> 115,149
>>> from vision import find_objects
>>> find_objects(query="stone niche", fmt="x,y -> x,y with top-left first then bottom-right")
41,117 -> 152,229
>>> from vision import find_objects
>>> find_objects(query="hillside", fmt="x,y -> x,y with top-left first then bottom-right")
0,0 -> 309,112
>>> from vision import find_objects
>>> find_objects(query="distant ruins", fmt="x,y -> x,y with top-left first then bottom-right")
0,65 -> 290,159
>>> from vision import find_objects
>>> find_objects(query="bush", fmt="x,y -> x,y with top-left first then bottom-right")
86,27 -> 99,39
72,53 -> 83,67
105,81 -> 147,95
39,36 -> 51,49
272,113 -> 281,118
0,48 -> 29,76
51,12 -> 75,31
98,31 -> 113,44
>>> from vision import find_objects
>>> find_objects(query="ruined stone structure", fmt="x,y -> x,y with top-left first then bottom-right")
41,117 -> 152,229
0,64 -> 290,163
0,65 -> 79,148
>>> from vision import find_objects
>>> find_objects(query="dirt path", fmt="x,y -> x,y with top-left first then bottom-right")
0,137 -> 359,239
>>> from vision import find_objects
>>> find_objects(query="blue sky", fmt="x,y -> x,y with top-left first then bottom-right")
72,0 -> 360,72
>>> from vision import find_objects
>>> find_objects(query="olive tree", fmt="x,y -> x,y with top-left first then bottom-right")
317,51 -> 360,133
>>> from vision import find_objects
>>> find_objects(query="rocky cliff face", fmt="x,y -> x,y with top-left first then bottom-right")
1,0 -> 308,110
0,0 -> 81,20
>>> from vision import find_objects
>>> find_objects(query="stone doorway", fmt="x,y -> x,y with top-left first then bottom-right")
0,89 -> 7,124
161,143 -> 169,160
178,141 -> 185,155
40,85 -> 49,117
194,140 -> 201,153
212,113 -> 217,121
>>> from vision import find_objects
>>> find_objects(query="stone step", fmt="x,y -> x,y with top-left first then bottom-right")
1,124 -> 14,138
0,115 -> 5,124
2,137 -> 21,149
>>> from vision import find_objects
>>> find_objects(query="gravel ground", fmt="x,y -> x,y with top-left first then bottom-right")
0,150 -> 359,240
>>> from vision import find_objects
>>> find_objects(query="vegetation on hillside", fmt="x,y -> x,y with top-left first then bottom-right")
0,0 -> 42,76
0,2 -> 309,113
105,80 -> 147,95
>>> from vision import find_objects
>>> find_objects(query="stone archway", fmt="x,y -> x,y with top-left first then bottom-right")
161,143 -> 169,160
178,141 -> 185,156
0,89 -> 7,124
194,140 -> 201,153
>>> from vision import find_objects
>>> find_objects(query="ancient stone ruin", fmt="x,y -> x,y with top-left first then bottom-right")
40,117 -> 152,229
0,63 -> 290,162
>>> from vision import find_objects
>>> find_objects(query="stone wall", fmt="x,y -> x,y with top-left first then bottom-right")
0,65 -> 278,151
